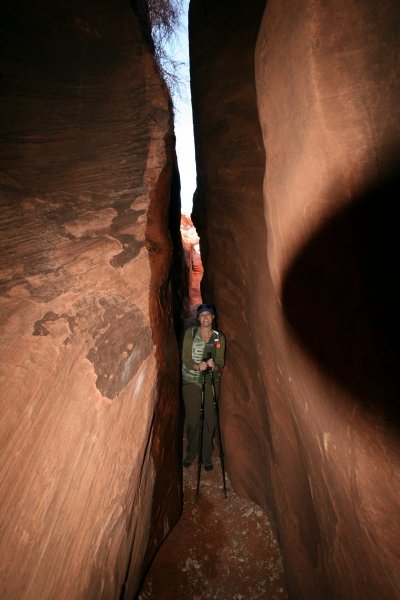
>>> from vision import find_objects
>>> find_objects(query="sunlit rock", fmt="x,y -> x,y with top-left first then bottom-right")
180,214 -> 203,311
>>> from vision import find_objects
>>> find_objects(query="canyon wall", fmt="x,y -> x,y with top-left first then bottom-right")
190,0 -> 400,598
0,1 -> 181,598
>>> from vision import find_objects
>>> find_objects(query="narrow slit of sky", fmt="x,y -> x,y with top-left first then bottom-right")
166,0 -> 196,216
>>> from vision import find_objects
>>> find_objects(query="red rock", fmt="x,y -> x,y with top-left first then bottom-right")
190,0 -> 400,598
180,214 -> 203,312
0,1 -> 181,598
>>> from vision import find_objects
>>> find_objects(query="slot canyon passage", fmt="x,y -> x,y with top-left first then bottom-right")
0,0 -> 399,598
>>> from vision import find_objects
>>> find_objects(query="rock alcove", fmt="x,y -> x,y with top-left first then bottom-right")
0,1 -> 399,599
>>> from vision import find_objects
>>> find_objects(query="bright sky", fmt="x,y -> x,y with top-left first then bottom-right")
166,0 -> 196,216
175,94 -> 196,216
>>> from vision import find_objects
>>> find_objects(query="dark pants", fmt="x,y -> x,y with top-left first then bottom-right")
183,381 -> 220,460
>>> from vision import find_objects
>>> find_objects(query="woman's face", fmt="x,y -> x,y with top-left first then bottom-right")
198,311 -> 213,326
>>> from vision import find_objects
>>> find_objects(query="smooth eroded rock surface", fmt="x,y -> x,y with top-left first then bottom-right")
190,0 -> 400,598
0,1 -> 181,598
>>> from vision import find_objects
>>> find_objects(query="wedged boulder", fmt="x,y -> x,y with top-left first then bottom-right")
0,1 -> 181,598
190,0 -> 400,598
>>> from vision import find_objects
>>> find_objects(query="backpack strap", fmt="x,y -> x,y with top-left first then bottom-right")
212,330 -> 220,342
212,330 -> 222,351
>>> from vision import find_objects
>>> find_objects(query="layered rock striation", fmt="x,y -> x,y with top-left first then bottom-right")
190,0 -> 400,598
0,1 -> 182,598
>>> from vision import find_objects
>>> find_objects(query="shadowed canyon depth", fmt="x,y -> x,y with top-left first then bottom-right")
0,1 -> 399,599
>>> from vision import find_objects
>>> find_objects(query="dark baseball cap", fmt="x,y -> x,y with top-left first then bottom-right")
196,303 -> 216,316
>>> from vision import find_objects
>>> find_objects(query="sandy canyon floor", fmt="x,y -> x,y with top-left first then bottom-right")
137,452 -> 288,599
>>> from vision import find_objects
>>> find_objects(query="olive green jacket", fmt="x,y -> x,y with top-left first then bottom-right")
182,326 -> 226,386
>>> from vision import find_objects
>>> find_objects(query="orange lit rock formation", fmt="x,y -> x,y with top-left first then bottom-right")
0,1 -> 181,598
1,0 -> 399,598
190,0 -> 400,598
180,214 -> 203,311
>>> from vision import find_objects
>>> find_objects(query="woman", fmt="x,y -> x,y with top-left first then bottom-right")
181,303 -> 226,471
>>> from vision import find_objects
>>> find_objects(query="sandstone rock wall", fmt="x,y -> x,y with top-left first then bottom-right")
180,215 -> 203,312
0,1 -> 181,598
190,0 -> 400,598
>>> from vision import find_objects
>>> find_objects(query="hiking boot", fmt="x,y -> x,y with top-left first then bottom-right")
183,453 -> 194,468
203,458 -> 213,471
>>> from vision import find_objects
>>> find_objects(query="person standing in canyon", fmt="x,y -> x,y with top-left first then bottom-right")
181,303 -> 226,471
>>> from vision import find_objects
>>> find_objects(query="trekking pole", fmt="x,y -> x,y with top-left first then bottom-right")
210,367 -> 227,498
195,369 -> 206,503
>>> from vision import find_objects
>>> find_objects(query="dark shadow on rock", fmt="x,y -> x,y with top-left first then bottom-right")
282,164 -> 400,434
